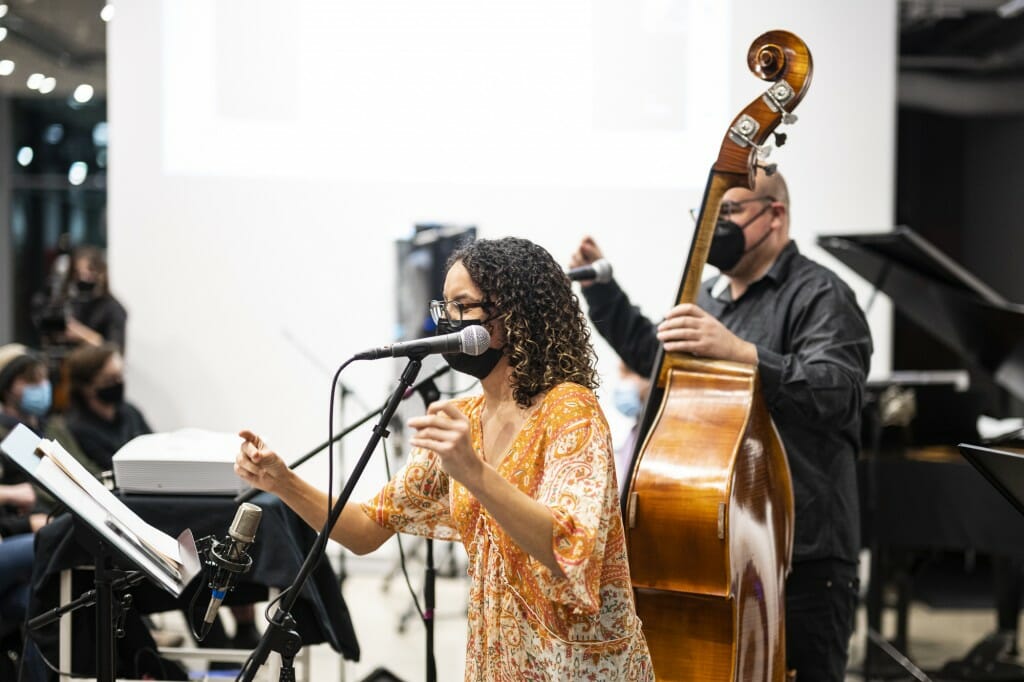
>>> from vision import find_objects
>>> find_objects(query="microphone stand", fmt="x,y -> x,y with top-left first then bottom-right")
238,357 -> 425,682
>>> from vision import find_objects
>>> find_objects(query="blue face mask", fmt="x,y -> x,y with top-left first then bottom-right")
20,380 -> 53,417
613,382 -> 643,419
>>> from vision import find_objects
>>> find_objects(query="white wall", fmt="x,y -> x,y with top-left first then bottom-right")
109,1 -> 896,503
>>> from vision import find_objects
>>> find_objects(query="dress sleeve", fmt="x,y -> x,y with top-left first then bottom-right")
530,396 -> 617,614
360,446 -> 461,542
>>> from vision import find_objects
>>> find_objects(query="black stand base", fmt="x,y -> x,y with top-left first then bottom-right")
937,631 -> 1024,681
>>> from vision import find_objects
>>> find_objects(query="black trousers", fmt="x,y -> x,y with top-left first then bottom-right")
786,558 -> 860,682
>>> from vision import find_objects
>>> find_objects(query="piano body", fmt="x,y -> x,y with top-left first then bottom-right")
820,226 -> 1024,678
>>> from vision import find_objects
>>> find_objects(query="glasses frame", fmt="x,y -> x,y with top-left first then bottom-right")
689,195 -> 777,223
429,299 -> 494,329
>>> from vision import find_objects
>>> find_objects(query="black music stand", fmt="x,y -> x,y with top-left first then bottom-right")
959,444 -> 1024,520
818,226 -> 1024,403
929,444 -> 1024,681
1,424 -> 202,682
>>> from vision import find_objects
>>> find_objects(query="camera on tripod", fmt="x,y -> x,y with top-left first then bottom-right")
33,299 -> 69,336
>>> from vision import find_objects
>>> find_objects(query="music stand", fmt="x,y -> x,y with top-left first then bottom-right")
818,226 -> 1024,403
1,424 -> 202,682
959,444 -> 1024,519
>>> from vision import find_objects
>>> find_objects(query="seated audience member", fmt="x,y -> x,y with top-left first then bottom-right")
0,344 -> 92,681
64,343 -> 260,652
0,482 -> 46,633
64,343 -> 150,471
0,344 -> 91,472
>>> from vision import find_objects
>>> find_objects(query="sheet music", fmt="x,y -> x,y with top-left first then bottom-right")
34,438 -> 184,576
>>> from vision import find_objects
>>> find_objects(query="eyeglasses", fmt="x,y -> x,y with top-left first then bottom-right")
689,195 -> 776,222
429,299 -> 494,329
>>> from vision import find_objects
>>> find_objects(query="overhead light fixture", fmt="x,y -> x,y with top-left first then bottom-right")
73,84 -> 94,103
68,161 -> 88,186
0,59 -> 13,76
44,123 -> 64,144
38,76 -> 56,94
92,121 -> 108,146
16,146 -> 33,167
0,27 -> 7,42
0,5 -> 8,19
998,0 -> 1024,17
100,4 -> 114,22
26,73 -> 44,90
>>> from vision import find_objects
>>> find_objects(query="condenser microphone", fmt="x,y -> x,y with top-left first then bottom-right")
567,259 -> 613,283
354,325 -> 490,360
200,503 -> 262,639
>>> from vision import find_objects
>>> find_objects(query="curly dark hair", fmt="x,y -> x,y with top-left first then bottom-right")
447,237 -> 599,408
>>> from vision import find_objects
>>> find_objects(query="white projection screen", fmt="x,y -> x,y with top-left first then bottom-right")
109,1 -> 896,498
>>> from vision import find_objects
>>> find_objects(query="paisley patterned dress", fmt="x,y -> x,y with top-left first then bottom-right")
362,382 -> 652,681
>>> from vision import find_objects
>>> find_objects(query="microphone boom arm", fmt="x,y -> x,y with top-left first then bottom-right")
233,364 -> 450,505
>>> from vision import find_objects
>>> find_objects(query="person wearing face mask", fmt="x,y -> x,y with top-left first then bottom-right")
64,344 -> 150,472
570,167 -> 873,682
611,362 -> 649,497
60,245 -> 128,352
0,344 -> 88,466
0,344 -> 93,680
236,237 -> 653,680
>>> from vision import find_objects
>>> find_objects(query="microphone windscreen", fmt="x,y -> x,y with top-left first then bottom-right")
460,325 -> 491,356
229,503 -> 262,543
591,259 -> 613,283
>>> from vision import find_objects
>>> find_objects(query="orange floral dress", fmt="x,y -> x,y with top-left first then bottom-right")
362,382 -> 652,681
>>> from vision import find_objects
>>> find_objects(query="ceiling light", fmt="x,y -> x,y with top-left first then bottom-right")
92,121 -> 108,146
16,146 -> 33,167
0,5 -> 8,19
100,4 -> 114,22
38,77 -> 56,94
68,162 -> 88,186
73,84 -> 94,103
44,124 -> 64,144
0,60 -> 13,76
0,27 -> 7,42
26,73 -> 43,90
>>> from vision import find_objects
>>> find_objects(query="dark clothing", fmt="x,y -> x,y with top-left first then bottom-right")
65,402 -> 151,471
583,240 -> 872,564
0,414 -> 31,537
785,558 -> 860,682
583,240 -> 872,681
69,293 -> 127,351
0,412 -> 96,534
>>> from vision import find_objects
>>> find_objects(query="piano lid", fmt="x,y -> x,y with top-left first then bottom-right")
819,226 -> 1024,403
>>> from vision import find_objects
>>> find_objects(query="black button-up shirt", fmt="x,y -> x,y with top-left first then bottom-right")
583,240 -> 872,563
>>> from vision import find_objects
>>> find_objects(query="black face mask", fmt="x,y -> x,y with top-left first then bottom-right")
706,205 -> 773,272
95,382 -> 125,406
436,320 -> 504,379
75,280 -> 97,294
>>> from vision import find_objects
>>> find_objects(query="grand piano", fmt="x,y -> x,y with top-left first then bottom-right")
819,226 -> 1024,680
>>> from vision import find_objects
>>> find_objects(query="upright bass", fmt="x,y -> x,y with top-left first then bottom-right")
623,31 -> 811,681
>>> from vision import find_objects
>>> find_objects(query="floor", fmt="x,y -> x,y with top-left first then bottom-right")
149,545 -> 1023,682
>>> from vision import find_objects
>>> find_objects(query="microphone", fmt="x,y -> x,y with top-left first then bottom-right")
567,259 -> 613,283
200,503 -> 262,639
354,325 -> 490,360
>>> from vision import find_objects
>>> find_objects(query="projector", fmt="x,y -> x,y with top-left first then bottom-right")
112,429 -> 246,495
